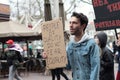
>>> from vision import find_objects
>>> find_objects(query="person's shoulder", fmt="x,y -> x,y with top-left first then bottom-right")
66,41 -> 72,48
9,49 -> 21,55
105,47 -> 113,53
86,38 -> 100,50
67,39 -> 74,45
87,38 -> 96,45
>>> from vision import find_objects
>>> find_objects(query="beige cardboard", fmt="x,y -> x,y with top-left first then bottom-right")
41,18 -> 67,69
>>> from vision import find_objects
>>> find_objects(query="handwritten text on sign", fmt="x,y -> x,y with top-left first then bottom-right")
41,18 -> 67,69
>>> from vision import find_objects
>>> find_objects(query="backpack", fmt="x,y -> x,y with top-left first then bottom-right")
6,50 -> 23,67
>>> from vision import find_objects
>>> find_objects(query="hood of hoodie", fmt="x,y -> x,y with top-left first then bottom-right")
70,33 -> 91,44
8,43 -> 23,53
95,32 -> 107,48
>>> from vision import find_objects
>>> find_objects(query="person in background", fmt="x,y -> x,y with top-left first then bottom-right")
36,50 -> 42,59
4,39 -> 23,80
50,68 -> 69,80
22,45 -> 28,61
36,50 -> 45,69
113,32 -> 120,80
94,32 -> 114,80
113,34 -> 120,64
42,52 -> 69,80
66,12 -> 100,80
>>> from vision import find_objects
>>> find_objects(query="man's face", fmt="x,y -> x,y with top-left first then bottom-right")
6,44 -> 11,47
69,16 -> 83,35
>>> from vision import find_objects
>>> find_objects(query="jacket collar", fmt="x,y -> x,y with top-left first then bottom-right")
70,33 -> 91,44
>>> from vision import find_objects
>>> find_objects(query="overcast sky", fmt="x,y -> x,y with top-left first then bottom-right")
0,0 -> 9,4
0,0 -> 95,21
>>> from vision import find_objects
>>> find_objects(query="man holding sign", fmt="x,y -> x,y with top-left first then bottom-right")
41,18 -> 69,80
66,12 -> 100,80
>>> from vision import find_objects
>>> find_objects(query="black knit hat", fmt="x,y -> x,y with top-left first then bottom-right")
95,32 -> 107,48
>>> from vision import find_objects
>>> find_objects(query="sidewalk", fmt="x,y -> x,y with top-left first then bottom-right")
0,70 -> 72,80
0,63 -> 118,80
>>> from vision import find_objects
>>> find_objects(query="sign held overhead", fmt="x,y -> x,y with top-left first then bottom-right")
92,0 -> 120,31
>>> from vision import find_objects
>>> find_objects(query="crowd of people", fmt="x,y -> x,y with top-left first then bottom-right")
1,12 -> 120,80
42,12 -> 119,80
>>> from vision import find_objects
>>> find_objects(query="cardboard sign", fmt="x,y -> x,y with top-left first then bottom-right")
92,0 -> 120,31
41,18 -> 67,69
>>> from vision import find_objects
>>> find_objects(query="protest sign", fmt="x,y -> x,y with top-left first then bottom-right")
41,18 -> 67,69
92,0 -> 120,31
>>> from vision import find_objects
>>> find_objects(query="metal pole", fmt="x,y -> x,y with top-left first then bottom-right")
114,29 -> 118,39
25,40 -> 29,58
59,0 -> 65,30
44,0 -> 52,21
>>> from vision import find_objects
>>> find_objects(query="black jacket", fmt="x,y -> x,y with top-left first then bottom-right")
5,50 -> 23,66
95,32 -> 114,80
100,47 -> 114,80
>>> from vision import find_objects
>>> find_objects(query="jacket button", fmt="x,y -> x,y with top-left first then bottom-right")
76,68 -> 79,70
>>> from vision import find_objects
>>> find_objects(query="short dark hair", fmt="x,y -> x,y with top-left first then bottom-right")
71,12 -> 88,31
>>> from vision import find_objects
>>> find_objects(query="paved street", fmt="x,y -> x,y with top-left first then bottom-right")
0,63 -> 118,80
0,69 -> 72,80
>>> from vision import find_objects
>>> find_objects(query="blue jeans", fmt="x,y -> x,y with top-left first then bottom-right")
9,65 -> 23,80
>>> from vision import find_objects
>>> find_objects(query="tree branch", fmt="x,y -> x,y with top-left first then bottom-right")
81,0 -> 92,5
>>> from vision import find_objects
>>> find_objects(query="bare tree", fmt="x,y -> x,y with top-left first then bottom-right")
35,0 -> 44,19
10,0 -> 92,21
81,0 -> 92,5
63,0 -> 92,20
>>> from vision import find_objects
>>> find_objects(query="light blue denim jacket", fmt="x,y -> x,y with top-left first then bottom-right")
66,34 -> 100,80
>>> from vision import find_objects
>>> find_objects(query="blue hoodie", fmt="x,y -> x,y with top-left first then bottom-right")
66,34 -> 100,80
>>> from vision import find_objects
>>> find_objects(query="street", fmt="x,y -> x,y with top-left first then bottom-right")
0,69 -> 72,80
0,63 -> 118,80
